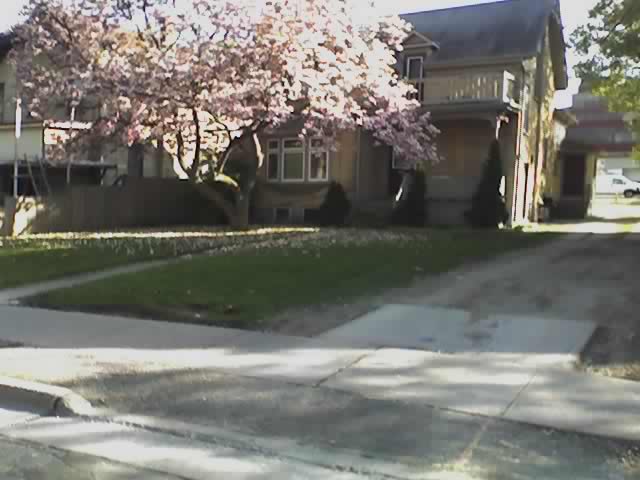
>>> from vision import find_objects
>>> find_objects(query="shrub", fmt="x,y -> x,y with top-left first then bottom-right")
465,140 -> 508,229
391,169 -> 427,227
318,181 -> 351,226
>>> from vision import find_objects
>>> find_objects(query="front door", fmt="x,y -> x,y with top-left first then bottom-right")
562,154 -> 586,196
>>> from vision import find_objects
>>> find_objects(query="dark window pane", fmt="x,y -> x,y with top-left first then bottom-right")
268,152 -> 279,180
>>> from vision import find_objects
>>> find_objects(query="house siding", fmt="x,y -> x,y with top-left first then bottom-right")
0,57 -> 176,188
253,130 -> 360,222
427,118 -> 505,225
357,130 -> 390,203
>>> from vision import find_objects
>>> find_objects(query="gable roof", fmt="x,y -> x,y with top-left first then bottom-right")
401,0 -> 568,88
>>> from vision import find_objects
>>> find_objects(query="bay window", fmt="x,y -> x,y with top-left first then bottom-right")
266,137 -> 329,182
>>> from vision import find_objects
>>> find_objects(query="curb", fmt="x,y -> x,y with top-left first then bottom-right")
0,375 -> 94,417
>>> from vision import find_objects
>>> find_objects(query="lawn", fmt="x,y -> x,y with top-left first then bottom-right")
32,229 -> 559,330
0,227 -> 317,290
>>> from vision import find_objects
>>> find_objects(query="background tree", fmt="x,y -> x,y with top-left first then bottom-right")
465,140 -> 508,229
573,0 -> 640,150
14,0 -> 439,226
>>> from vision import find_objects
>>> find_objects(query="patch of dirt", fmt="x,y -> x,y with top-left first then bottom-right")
578,326 -> 640,382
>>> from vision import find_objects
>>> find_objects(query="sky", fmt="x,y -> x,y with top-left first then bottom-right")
2,0 -> 598,107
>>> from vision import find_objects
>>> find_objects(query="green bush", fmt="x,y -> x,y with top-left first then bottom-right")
465,140 -> 508,229
318,181 -> 351,226
391,170 -> 427,227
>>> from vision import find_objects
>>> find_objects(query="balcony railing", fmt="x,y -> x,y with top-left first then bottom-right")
409,70 -> 519,107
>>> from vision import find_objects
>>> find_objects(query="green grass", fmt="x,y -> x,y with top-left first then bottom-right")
0,243 -> 152,290
34,229 -> 559,329
0,227 -> 318,290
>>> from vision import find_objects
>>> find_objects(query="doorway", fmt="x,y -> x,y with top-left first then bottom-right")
562,154 -> 586,196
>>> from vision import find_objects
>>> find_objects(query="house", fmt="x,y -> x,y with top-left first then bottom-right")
536,80 -> 640,220
539,82 -> 640,218
0,32 -> 176,203
252,0 -> 569,226
570,82 -> 638,182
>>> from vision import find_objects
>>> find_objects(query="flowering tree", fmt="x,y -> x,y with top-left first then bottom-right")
15,0 -> 439,226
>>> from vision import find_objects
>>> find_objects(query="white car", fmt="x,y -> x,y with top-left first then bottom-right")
595,175 -> 640,198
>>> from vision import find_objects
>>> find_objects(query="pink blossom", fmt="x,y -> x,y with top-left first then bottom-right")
14,0 -> 438,171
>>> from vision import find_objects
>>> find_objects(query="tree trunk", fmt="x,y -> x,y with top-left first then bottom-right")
192,179 -> 255,228
230,194 -> 251,229
189,130 -> 262,228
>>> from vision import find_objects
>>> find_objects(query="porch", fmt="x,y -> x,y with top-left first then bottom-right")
409,69 -> 521,107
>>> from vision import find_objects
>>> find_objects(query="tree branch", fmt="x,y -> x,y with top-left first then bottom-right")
192,108 -> 202,180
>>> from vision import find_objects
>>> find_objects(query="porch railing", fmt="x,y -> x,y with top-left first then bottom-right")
409,70 -> 519,106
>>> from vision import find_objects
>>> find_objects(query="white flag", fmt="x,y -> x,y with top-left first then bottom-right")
15,98 -> 22,139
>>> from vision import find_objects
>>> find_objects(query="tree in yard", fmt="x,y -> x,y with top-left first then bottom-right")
465,140 -> 508,229
572,0 -> 640,152
14,0 -> 439,227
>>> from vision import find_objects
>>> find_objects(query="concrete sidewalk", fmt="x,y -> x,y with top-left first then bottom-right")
0,304 -> 639,443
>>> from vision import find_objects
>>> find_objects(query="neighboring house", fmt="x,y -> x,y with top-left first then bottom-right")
0,32 -> 175,202
547,108 -> 600,219
569,82 -> 639,182
535,82 -> 640,219
253,0 -> 568,226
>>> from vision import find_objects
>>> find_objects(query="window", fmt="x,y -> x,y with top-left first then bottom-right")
282,138 -> 305,181
275,207 -> 291,223
308,138 -> 329,181
267,139 -> 280,180
266,138 -> 330,182
406,57 -> 424,80
613,178 -> 625,185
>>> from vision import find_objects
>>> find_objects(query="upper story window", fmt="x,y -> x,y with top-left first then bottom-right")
267,137 -> 329,183
406,56 -> 424,80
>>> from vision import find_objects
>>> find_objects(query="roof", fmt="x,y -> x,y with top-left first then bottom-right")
401,0 -> 568,88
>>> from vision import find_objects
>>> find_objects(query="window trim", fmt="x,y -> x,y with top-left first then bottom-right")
307,137 -> 330,182
281,137 -> 305,183
405,56 -> 424,80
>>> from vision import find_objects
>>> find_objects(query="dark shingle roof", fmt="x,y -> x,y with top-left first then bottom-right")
401,0 -> 562,64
